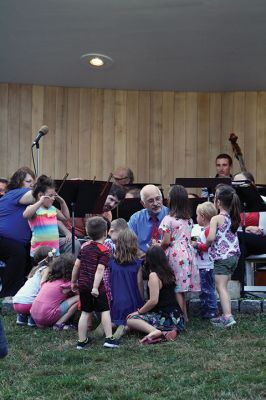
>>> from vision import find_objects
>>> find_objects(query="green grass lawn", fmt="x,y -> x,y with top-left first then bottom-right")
0,313 -> 265,400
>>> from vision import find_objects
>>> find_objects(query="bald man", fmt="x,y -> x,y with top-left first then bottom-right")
128,184 -> 168,252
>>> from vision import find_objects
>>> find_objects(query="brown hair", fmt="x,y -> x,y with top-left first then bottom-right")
47,254 -> 75,282
168,185 -> 191,219
86,216 -> 107,241
7,167 -> 35,190
115,229 -> 138,264
215,184 -> 241,233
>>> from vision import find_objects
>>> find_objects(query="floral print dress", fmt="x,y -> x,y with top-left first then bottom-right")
159,215 -> 200,293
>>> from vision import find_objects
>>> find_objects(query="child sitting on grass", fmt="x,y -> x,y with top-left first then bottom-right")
71,216 -> 120,349
13,246 -> 55,327
110,229 -> 144,339
30,254 -> 79,330
192,202 -> 218,319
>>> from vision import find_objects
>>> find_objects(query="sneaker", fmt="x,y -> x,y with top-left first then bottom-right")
76,337 -> 92,350
103,337 -> 120,348
211,315 -> 236,328
28,316 -> 36,327
16,313 -> 28,326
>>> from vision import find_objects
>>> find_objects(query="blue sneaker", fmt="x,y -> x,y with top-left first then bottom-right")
16,313 -> 28,326
28,315 -> 36,327
211,315 -> 236,328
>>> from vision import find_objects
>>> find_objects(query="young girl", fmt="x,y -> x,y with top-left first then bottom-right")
127,246 -> 185,344
206,184 -> 241,328
13,246 -> 55,327
23,175 -> 70,256
159,185 -> 200,321
110,229 -> 144,339
30,254 -> 79,329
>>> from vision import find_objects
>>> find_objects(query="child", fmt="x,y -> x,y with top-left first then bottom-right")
30,254 -> 79,329
206,184 -> 241,328
192,202 -> 218,319
71,216 -> 119,349
104,218 -> 128,254
159,185 -> 200,322
13,246 -> 55,327
127,245 -> 185,344
23,175 -> 70,256
110,229 -> 144,339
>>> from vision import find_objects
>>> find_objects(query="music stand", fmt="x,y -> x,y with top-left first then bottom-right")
113,198 -> 144,221
54,179 -> 112,253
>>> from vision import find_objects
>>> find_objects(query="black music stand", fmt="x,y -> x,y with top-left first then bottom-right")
54,179 -> 112,253
113,198 -> 144,221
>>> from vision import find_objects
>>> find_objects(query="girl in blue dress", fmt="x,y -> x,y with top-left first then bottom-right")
110,229 -> 144,339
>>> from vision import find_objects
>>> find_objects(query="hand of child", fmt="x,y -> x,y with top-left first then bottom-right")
191,240 -> 198,248
71,281 -> 79,293
91,287 -> 99,297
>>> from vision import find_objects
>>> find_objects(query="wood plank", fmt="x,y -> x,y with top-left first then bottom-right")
150,91 -> 162,185
256,92 -> 266,184
197,93 -> 210,177
31,85 -> 44,176
43,86 -> 56,177
78,88 -> 91,179
90,89 -> 103,180
233,92 -> 245,174
209,92 -> 222,176
55,87 -> 67,179
7,84 -> 20,176
19,85 -> 32,168
185,93 -> 197,178
66,88 -> 80,178
138,91 -> 150,182
0,84 -> 9,177
244,92 -> 257,175
162,91 -> 174,185
173,92 -> 186,180
221,92 -> 234,170
114,90 -> 127,169
102,89 -> 115,179
126,90 -> 139,182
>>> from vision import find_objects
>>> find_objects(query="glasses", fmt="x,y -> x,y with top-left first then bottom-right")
145,196 -> 162,205
113,176 -> 128,181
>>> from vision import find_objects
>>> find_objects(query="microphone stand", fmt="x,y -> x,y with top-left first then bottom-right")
36,141 -> 40,177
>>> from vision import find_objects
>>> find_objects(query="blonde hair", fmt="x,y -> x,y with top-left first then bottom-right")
115,229 -> 138,265
196,201 -> 217,221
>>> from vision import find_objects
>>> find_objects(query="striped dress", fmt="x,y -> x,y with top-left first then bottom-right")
29,206 -> 60,256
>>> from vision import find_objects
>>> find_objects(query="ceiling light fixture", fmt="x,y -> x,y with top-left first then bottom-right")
80,53 -> 114,69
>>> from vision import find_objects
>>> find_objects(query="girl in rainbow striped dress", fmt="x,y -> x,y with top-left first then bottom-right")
23,175 -> 70,256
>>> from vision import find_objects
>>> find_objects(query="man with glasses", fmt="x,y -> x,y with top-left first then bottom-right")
113,166 -> 134,187
128,184 -> 168,253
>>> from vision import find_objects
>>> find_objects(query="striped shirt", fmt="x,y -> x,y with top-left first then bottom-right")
29,206 -> 59,256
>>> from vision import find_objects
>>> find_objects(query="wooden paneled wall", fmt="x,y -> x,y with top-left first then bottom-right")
0,83 -> 266,189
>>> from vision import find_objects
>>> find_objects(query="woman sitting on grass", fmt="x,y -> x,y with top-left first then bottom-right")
127,245 -> 185,344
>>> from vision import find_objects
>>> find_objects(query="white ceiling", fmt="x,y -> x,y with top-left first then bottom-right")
1,0 -> 266,92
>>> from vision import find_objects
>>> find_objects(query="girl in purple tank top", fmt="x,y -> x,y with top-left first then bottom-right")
205,184 -> 241,329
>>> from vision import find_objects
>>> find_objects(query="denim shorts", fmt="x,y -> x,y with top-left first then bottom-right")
214,256 -> 239,276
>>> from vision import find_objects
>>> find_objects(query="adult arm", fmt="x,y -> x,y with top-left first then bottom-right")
19,190 -> 35,205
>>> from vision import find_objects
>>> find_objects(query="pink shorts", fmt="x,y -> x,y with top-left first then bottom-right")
13,303 -> 32,314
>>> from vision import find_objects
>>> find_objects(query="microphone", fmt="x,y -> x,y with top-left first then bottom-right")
32,125 -> 49,147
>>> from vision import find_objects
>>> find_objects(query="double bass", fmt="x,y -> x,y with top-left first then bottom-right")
228,133 -> 247,172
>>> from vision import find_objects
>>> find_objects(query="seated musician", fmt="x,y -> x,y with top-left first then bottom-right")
128,185 -> 168,253
202,154 -> 233,198
63,184 -> 126,239
232,171 -> 266,287
113,166 -> 134,187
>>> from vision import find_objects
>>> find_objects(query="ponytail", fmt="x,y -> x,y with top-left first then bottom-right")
229,192 -> 241,233
215,184 -> 241,233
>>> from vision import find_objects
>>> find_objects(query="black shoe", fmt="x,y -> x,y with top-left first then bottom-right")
103,337 -> 120,348
76,337 -> 92,350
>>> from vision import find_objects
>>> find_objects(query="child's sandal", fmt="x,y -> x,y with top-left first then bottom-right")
53,323 -> 66,331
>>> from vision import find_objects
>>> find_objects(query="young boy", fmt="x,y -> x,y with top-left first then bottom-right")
104,218 -> 128,254
71,216 -> 119,349
192,202 -> 218,319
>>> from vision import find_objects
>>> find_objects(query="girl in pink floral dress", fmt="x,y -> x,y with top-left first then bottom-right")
159,185 -> 200,321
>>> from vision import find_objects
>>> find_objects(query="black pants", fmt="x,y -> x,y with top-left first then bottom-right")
232,232 -> 266,285
0,236 -> 31,298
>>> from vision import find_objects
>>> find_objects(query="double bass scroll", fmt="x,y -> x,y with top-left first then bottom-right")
229,133 -> 247,172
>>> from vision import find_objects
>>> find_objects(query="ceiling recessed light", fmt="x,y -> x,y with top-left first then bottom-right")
80,53 -> 114,69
